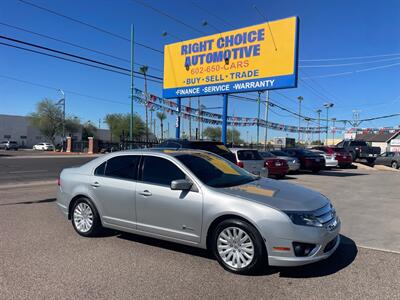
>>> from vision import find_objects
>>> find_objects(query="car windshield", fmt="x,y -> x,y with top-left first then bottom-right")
259,151 -> 275,158
175,152 -> 256,188
332,147 -> 347,153
350,141 -> 367,146
271,150 -> 288,156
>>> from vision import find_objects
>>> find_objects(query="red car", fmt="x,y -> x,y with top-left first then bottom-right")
313,146 -> 353,168
264,157 -> 289,179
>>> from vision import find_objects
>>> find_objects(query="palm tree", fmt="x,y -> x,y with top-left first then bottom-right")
140,65 -> 149,142
157,111 -> 167,140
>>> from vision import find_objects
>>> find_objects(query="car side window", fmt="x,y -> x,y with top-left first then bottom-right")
141,156 -> 185,186
94,162 -> 106,176
100,155 -> 140,180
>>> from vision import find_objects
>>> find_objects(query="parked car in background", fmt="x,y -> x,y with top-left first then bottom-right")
374,152 -> 400,169
33,142 -> 54,151
269,150 -> 300,172
268,150 -> 301,172
282,149 -> 325,173
230,148 -> 268,177
336,140 -> 380,165
0,141 -> 19,150
259,151 -> 289,178
312,146 -> 353,168
57,149 -> 340,274
157,139 -> 236,163
310,150 -> 338,169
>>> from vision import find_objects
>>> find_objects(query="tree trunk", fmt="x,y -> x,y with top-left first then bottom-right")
161,121 -> 164,140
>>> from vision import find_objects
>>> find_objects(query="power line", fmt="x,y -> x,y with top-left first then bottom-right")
189,1 -> 234,28
0,40 -> 163,84
300,52 -> 400,62
302,62 -> 400,80
0,21 -> 163,73
131,0 -> 207,35
17,0 -> 163,54
0,35 -> 163,81
300,56 -> 400,68
0,74 -> 130,106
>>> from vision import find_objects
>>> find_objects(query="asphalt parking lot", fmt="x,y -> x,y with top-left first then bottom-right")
1,162 -> 399,299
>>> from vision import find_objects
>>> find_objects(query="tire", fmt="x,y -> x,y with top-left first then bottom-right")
391,161 -> 398,169
350,152 -> 356,162
212,219 -> 267,275
71,198 -> 102,237
366,158 -> 375,166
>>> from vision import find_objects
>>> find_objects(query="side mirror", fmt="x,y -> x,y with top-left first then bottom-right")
170,179 -> 192,191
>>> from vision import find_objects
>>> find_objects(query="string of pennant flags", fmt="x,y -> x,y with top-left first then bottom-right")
133,88 -> 346,134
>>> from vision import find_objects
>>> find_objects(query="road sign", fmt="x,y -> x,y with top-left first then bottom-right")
163,16 -> 299,98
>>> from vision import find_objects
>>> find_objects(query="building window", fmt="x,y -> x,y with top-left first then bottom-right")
3,135 -> 11,139
20,136 -> 27,139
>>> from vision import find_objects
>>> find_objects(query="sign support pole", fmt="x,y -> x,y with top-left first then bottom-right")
256,92 -> 261,146
130,24 -> 134,147
175,97 -> 181,138
222,94 -> 228,145
264,90 -> 270,150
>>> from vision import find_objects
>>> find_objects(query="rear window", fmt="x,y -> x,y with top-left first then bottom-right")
332,147 -> 348,153
237,150 -> 263,160
350,141 -> 367,146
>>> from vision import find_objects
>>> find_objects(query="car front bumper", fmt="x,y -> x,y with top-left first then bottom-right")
325,159 -> 338,167
266,217 -> 341,267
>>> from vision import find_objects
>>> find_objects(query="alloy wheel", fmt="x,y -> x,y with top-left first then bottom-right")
73,203 -> 94,233
217,227 -> 254,269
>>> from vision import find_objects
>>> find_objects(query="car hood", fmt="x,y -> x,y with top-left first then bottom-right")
216,178 -> 328,211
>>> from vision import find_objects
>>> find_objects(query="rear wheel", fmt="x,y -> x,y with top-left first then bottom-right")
212,219 -> 267,275
366,158 -> 375,166
71,198 -> 102,237
391,161 -> 398,169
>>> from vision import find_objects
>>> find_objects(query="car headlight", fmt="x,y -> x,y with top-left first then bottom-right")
284,211 -> 323,227
292,159 -> 297,164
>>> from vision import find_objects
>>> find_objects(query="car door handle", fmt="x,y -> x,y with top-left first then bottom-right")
91,182 -> 100,188
139,190 -> 152,196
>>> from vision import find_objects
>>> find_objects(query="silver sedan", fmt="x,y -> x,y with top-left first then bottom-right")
57,149 -> 340,274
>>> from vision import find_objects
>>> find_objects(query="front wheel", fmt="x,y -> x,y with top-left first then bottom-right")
71,198 -> 102,237
392,161 -> 398,169
212,219 -> 267,275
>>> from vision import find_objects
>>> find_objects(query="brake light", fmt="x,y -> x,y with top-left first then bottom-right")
236,161 -> 244,168
57,176 -> 61,186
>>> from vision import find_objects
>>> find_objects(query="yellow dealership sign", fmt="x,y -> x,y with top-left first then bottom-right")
163,16 -> 299,98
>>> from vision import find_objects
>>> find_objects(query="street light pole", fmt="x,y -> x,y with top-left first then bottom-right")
316,109 -> 322,144
58,89 -> 65,147
324,102 -> 334,145
297,96 -> 303,144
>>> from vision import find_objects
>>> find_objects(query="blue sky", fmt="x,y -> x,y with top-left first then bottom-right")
0,0 -> 399,141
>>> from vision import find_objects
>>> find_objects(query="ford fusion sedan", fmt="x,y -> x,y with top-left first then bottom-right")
57,149 -> 340,274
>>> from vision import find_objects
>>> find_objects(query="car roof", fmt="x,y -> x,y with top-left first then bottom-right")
229,148 -> 258,152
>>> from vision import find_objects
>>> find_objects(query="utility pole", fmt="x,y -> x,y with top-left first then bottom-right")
297,96 -> 303,144
197,97 -> 201,140
256,91 -> 261,147
264,91 -> 270,150
304,117 -> 311,145
130,24 -> 134,146
140,65 -> 149,143
332,118 -> 336,145
316,109 -> 322,144
324,102 -> 334,145
188,97 -> 192,140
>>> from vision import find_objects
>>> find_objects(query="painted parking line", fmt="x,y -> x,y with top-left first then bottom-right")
358,245 -> 400,255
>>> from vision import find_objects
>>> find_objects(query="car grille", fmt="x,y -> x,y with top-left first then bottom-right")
313,203 -> 336,224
